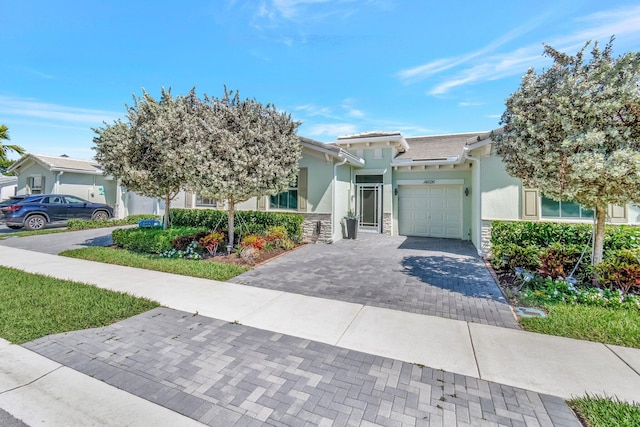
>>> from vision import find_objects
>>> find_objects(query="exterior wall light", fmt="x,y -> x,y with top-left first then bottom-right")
464,187 -> 470,196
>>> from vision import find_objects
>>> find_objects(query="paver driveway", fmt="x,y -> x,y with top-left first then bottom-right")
230,234 -> 519,329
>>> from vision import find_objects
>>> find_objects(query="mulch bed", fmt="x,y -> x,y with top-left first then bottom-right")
203,243 -> 306,268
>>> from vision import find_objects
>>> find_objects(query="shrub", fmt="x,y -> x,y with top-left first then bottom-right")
170,208 -> 304,241
172,231 -> 208,251
67,214 -> 160,230
491,243 -> 540,271
264,225 -> 288,242
112,227 -> 205,254
490,221 -> 640,250
596,249 -> 640,296
538,243 -> 589,280
240,234 -> 266,251
199,231 -> 226,255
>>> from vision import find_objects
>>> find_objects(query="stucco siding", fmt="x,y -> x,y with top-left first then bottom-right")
480,155 -> 521,221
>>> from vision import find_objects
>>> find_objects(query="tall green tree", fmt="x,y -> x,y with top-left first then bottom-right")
0,125 -> 26,162
495,38 -> 640,265
93,88 -> 201,229
192,88 -> 301,246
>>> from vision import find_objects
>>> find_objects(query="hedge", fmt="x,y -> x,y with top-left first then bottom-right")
490,221 -> 640,251
112,226 -> 205,254
67,214 -> 160,231
490,221 -> 640,283
169,208 -> 304,241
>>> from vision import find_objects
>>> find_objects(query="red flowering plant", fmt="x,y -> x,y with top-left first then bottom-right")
198,231 -> 226,256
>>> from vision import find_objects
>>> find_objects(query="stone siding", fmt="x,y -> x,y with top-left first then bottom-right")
481,220 -> 492,256
382,212 -> 392,236
301,213 -> 333,243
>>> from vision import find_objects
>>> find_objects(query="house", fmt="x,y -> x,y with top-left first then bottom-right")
188,130 -> 639,254
0,174 -> 17,200
7,153 -> 161,218
12,132 -> 639,254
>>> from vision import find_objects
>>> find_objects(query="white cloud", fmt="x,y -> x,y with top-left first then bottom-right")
294,103 -> 334,117
458,101 -> 484,107
306,123 -> 358,138
401,4 -> 640,95
0,95 -> 121,124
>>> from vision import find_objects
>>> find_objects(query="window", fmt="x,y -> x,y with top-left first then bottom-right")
270,178 -> 298,210
541,196 -> 594,219
27,175 -> 45,194
196,196 -> 218,207
64,196 -> 86,204
356,174 -> 383,184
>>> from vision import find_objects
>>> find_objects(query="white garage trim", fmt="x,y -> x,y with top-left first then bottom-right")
397,179 -> 464,186
398,184 -> 463,239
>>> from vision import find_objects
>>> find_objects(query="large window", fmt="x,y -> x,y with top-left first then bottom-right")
270,178 -> 298,210
541,196 -> 594,219
196,196 -> 218,207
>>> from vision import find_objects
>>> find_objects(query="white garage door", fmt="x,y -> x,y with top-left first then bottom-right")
398,185 -> 463,239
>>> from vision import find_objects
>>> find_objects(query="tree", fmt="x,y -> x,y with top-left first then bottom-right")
495,38 -> 640,266
0,124 -> 26,162
192,88 -> 301,246
93,88 -> 201,229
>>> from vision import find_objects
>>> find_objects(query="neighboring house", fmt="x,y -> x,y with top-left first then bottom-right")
12,132 -> 639,254
7,154 -> 161,218
0,174 -> 17,200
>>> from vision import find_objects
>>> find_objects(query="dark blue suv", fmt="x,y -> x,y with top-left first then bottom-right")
0,194 -> 114,230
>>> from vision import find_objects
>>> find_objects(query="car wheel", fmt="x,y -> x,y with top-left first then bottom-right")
92,211 -> 109,221
24,215 -> 46,231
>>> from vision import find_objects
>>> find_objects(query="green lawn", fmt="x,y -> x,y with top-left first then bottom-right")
569,395 -> 640,427
60,246 -> 249,281
0,228 -> 69,239
520,303 -> 640,349
0,265 -> 159,344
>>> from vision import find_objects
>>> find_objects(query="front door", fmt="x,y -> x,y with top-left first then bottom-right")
357,184 -> 382,232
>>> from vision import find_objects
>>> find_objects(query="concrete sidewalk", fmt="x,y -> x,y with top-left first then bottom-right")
0,246 -> 639,424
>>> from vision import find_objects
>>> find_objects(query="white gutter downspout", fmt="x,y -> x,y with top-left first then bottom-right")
464,147 -> 483,256
55,171 -> 64,193
332,157 -> 348,243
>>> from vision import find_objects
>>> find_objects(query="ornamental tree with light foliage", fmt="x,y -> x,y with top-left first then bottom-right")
93,88 -> 201,229
192,88 -> 301,246
495,38 -> 640,265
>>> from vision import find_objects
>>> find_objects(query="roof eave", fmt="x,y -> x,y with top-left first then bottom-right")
334,134 -> 409,152
390,156 -> 465,167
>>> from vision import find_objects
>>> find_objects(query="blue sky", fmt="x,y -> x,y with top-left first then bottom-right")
2,0 -> 640,160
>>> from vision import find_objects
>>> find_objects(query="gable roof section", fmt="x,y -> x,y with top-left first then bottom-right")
9,153 -> 104,175
391,129 -> 500,166
299,137 -> 364,166
334,131 -> 409,153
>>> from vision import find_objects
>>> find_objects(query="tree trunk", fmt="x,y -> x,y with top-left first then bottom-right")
163,192 -> 171,230
228,198 -> 235,247
592,205 -> 606,266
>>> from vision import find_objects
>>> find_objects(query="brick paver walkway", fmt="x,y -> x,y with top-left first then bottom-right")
230,235 -> 519,329
25,308 -> 579,426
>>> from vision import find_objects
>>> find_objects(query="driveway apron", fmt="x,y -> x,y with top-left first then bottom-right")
230,234 -> 519,329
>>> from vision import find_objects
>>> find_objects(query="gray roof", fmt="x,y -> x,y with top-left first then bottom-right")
396,131 -> 493,161
13,154 -> 103,174
299,136 -> 341,154
0,174 -> 17,185
337,131 -> 402,140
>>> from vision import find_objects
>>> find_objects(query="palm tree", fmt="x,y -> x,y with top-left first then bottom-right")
0,124 -> 25,162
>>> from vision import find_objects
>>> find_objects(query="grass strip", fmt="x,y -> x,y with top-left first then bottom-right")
0,265 -> 159,344
569,394 -> 640,427
60,246 -> 249,282
520,303 -> 640,348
